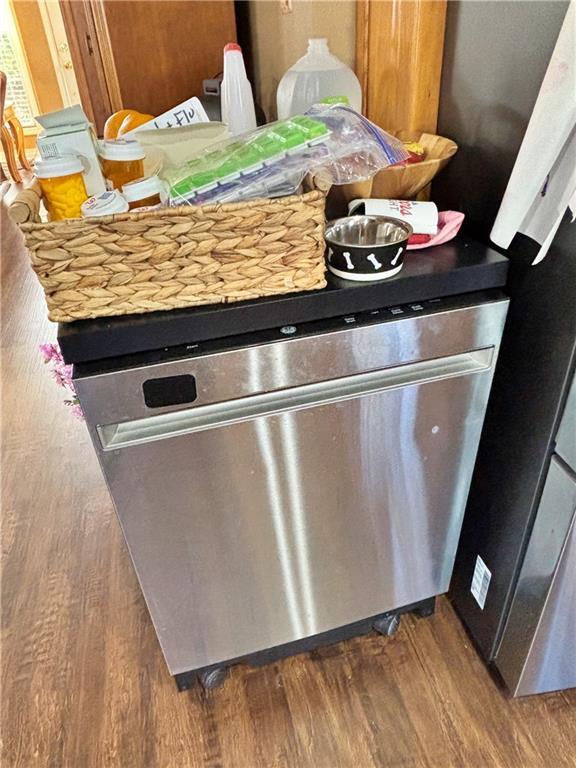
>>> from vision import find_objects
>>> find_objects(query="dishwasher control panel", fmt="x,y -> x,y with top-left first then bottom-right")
269,296 -> 446,339
75,290 -> 505,378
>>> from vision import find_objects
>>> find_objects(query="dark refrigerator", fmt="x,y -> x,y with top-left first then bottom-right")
434,0 -> 576,696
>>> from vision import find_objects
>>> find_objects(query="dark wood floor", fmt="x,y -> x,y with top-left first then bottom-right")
2,203 -> 576,768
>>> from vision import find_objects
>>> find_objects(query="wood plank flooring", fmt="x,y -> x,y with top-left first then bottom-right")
2,204 -> 576,768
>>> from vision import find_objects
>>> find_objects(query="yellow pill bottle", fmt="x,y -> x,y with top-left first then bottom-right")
35,155 -> 88,221
99,139 -> 145,190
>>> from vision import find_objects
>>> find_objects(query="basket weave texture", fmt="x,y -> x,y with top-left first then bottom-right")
19,188 -> 327,323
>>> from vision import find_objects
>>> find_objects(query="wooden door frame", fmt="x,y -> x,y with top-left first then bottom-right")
58,0 -> 115,134
356,0 -> 447,133
88,0 -> 122,113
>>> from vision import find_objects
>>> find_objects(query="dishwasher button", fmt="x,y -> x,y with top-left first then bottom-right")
410,304 -> 424,311
343,316 -> 356,324
280,325 -> 297,335
389,307 -> 404,315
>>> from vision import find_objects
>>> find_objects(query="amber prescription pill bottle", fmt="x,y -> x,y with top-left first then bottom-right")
99,139 -> 145,190
122,175 -> 166,210
35,155 -> 88,221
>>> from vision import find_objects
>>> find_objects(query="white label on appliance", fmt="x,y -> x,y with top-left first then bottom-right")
471,555 -> 492,609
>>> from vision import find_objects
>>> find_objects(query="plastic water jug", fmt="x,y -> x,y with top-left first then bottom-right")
276,38 -> 362,120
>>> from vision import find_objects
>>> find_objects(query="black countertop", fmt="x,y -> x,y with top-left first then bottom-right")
59,236 -> 508,365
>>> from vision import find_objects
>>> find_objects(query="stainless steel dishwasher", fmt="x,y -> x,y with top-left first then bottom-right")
74,291 -> 508,688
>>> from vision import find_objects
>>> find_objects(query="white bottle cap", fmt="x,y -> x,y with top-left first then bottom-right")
99,138 -> 145,162
122,174 -> 166,203
34,154 -> 84,179
308,38 -> 330,54
223,43 -> 250,83
81,189 -> 129,217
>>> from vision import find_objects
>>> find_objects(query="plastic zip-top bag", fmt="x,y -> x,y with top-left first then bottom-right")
165,106 -> 408,206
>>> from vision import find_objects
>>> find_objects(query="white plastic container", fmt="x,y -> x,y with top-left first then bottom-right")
276,38 -> 362,120
221,43 -> 257,136
81,190 -> 129,218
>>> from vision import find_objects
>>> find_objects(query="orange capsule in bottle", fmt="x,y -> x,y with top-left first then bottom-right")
35,155 -> 88,221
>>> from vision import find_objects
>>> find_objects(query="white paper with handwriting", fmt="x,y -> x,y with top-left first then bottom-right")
126,97 -> 210,135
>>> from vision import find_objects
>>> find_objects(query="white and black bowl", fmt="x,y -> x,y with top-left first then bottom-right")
325,215 -> 412,281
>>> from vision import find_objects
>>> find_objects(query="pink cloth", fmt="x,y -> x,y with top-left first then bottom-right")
407,211 -> 465,250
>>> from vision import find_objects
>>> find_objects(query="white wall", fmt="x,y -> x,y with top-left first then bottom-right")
247,0 -> 356,120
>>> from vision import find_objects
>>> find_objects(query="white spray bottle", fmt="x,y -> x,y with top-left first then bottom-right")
221,43 -> 257,136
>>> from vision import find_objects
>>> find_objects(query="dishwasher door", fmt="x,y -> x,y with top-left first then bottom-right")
76,297 -> 508,674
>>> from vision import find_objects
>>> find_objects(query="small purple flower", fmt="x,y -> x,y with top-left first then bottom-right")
51,368 -> 67,389
40,341 -> 84,421
39,343 -> 58,363
69,403 -> 84,421
53,360 -> 74,391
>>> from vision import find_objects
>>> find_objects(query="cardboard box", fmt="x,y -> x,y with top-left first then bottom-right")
35,106 -> 106,196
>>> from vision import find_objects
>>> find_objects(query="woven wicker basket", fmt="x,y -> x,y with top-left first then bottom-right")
13,178 -> 328,323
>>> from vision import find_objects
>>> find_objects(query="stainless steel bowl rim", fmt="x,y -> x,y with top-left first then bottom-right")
325,215 -> 413,249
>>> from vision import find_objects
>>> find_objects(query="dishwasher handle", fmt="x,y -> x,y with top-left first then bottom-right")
99,348 -> 494,450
